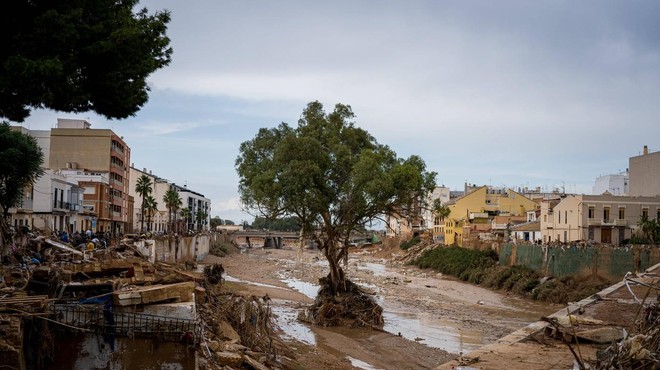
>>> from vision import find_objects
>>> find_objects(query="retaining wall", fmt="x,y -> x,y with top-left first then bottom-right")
136,234 -> 210,263
498,243 -> 660,281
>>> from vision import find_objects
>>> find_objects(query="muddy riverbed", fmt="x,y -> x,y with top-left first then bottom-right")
207,243 -> 562,370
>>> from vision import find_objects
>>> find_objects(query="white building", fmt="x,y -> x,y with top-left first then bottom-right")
129,166 -> 211,233
593,171 -> 629,196
30,170 -> 84,232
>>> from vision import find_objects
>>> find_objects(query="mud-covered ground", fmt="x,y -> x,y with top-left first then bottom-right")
207,242 -> 562,370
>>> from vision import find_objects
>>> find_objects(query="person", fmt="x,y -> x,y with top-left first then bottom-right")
87,240 -> 95,251
86,229 -> 92,238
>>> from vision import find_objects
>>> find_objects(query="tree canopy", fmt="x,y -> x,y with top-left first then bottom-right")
236,101 -> 436,294
0,123 -> 44,252
0,0 -> 172,122
251,216 -> 300,231
0,123 -> 44,216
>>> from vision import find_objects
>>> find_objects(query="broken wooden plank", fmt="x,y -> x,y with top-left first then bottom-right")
44,239 -> 82,255
113,282 -> 195,306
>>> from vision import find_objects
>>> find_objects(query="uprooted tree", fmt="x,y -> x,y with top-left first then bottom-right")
236,101 -> 436,326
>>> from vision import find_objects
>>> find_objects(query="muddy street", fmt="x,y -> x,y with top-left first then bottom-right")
209,244 -> 563,370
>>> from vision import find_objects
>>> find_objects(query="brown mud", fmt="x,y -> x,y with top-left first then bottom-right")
209,243 -> 563,369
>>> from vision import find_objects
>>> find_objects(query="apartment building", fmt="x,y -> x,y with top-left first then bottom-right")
593,171 -> 629,196
173,184 -> 211,232
49,119 -> 131,235
629,145 -> 660,197
29,170 -> 84,232
540,194 -> 660,244
129,167 -> 171,233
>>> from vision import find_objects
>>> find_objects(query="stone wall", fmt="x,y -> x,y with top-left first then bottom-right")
498,243 -> 660,281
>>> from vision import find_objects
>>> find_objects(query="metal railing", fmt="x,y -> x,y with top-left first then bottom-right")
53,304 -> 199,342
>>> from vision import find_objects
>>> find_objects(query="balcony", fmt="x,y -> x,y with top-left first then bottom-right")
615,219 -> 628,227
587,218 -> 601,226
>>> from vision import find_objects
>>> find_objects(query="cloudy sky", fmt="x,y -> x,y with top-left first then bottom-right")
18,0 -> 660,224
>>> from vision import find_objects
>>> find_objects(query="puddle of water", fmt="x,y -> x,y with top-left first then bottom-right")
358,262 -> 389,276
281,278 -> 320,300
271,303 -> 316,345
347,356 -> 384,370
381,309 -> 482,354
224,275 -> 289,291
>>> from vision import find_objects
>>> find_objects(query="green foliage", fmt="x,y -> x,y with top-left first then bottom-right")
144,195 -> 157,232
400,236 -> 421,250
0,0 -> 172,122
412,245 -> 606,303
0,123 -> 44,216
236,101 -> 436,292
530,276 -> 607,304
251,216 -> 300,231
163,188 -> 181,232
637,215 -> 660,245
135,174 -> 152,232
412,246 -> 498,277
434,201 -> 451,219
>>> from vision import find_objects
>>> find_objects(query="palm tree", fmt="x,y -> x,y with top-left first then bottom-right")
144,195 -> 158,232
180,207 -> 191,233
135,174 -> 153,232
163,188 -> 182,233
196,209 -> 208,231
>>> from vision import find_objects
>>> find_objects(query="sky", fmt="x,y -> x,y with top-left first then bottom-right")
16,0 -> 660,224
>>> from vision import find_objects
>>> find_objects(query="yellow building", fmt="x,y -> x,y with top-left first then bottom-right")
443,186 -> 537,246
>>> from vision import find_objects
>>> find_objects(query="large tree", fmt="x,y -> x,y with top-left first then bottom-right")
144,195 -> 158,232
0,0 -> 172,122
0,123 -> 44,252
163,188 -> 181,233
135,174 -> 152,232
236,101 -> 436,297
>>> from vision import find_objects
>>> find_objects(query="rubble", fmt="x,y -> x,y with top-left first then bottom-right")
0,233 -> 282,370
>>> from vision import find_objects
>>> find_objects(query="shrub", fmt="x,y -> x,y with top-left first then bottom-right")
400,236 -> 421,250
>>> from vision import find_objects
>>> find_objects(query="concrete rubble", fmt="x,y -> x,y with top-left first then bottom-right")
0,232 -> 282,370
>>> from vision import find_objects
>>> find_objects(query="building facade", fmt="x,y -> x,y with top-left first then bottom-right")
592,171 -> 629,196
443,186 -> 537,246
49,119 -> 131,235
540,194 -> 660,244
629,145 -> 660,197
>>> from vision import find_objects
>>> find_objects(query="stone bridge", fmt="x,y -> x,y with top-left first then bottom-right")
231,231 -> 302,248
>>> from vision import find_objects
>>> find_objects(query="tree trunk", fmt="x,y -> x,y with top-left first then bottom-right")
323,240 -> 345,295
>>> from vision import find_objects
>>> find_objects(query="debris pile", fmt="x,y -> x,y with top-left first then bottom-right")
0,233 -> 284,369
301,274 -> 383,328
596,301 -> 659,369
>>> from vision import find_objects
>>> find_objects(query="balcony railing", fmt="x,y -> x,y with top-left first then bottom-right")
587,218 -> 601,226
615,219 -> 628,226
53,201 -> 81,212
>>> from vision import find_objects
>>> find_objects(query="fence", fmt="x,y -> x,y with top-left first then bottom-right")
53,304 -> 200,342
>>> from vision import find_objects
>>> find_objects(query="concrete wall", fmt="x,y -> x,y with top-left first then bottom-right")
498,243 -> 660,281
136,234 -> 210,263
629,149 -> 660,197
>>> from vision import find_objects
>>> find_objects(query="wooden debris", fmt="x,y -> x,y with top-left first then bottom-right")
113,282 -> 195,306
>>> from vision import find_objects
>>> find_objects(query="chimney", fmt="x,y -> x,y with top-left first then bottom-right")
643,145 -> 649,155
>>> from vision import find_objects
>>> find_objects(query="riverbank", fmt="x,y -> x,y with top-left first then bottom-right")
210,242 -> 562,369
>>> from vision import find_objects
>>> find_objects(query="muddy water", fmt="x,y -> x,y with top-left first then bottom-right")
225,256 -> 559,360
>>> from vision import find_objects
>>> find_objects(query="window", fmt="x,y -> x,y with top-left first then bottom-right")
565,211 -> 568,224
559,211 -> 561,223
642,208 -> 649,218
619,207 -> 625,220
603,207 -> 610,222
544,215 -> 547,222
588,207 -> 595,218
